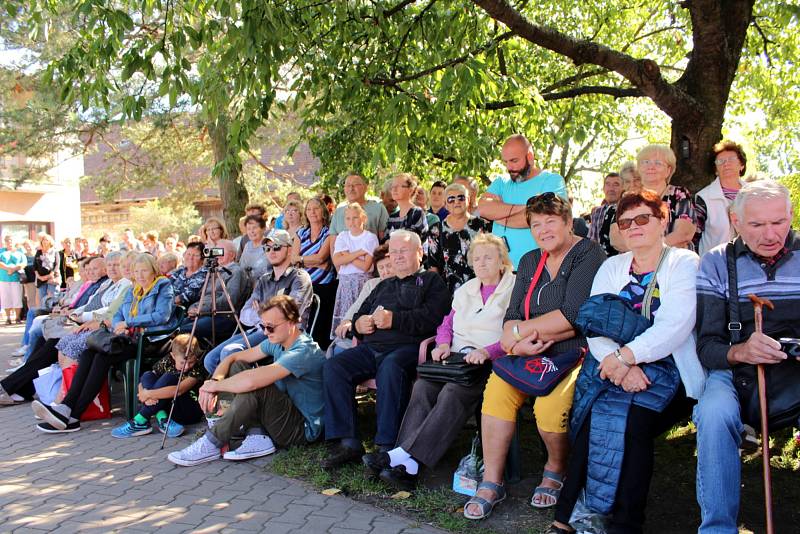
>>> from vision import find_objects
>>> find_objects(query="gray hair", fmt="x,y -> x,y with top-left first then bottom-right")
732,179 -> 792,218
388,229 -> 422,249
105,251 -> 124,262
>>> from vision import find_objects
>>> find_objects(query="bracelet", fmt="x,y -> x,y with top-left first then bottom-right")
614,349 -> 632,369
512,324 -> 522,341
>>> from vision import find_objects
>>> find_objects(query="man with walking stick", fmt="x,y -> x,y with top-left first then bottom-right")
694,180 -> 800,533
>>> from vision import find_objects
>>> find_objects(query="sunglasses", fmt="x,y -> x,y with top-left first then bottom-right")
265,244 -> 286,252
260,320 -> 287,334
525,192 -> 559,209
446,194 -> 466,204
617,213 -> 659,230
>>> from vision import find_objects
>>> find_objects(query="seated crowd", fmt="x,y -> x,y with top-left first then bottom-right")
0,134 -> 796,534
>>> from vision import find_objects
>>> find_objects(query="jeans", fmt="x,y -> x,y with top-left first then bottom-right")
323,342 -> 419,447
138,371 -> 204,425
24,315 -> 49,360
203,327 -> 267,374
22,308 -> 48,347
37,283 -> 55,304
694,369 -> 743,534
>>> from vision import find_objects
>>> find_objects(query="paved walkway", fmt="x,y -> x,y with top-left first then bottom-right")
0,324 -> 443,533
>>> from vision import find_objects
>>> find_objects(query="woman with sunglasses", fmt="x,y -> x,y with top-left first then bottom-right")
548,190 -> 702,534
465,193 -> 605,520
430,182 -> 488,292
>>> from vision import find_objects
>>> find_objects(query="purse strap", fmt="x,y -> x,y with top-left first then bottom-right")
640,246 -> 670,319
523,251 -> 549,321
725,241 -> 742,344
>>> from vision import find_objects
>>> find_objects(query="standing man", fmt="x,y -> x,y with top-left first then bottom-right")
329,173 -> 389,248
428,180 -> 449,221
478,134 -> 567,268
588,172 -> 623,256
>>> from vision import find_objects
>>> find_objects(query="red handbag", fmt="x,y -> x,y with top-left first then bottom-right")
60,365 -> 112,421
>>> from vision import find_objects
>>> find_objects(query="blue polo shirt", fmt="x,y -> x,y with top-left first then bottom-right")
259,333 -> 325,441
0,248 -> 26,283
486,171 -> 567,268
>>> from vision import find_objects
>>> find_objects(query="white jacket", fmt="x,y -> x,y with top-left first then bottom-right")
696,177 -> 738,256
587,247 -> 706,399
451,269 -> 515,352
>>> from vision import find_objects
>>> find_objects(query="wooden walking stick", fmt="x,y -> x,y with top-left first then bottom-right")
748,294 -> 775,534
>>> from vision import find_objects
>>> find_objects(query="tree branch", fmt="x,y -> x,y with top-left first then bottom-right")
471,0 -> 703,121
752,18 -> 774,66
384,0 -> 418,18
480,85 -> 643,110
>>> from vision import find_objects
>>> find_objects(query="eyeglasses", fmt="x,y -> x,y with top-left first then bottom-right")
265,244 -> 286,252
640,159 -> 669,168
260,320 -> 287,334
617,213 -> 660,230
446,194 -> 466,204
715,156 -> 739,166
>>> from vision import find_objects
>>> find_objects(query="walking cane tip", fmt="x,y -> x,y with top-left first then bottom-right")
748,294 -> 775,310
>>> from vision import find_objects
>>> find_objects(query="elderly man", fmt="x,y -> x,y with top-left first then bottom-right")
330,173 -> 389,247
478,134 -> 567,268
179,240 -> 246,345
589,172 -> 623,256
321,230 -> 451,468
203,230 -> 313,373
694,180 -> 800,533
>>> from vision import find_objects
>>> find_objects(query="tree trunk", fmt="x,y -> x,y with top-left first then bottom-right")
207,114 -> 249,235
669,111 -> 725,193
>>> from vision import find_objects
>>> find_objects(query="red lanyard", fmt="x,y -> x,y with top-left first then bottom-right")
523,251 -> 549,321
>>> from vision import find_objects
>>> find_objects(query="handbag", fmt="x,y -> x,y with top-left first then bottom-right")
86,323 -> 135,355
61,364 -> 111,421
492,251 -> 585,396
417,347 -> 491,387
42,316 -> 75,341
725,242 -> 800,430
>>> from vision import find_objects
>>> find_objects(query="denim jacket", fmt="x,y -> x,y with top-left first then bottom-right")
113,278 -> 177,332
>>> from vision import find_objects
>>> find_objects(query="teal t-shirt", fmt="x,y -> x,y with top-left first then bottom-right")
259,333 -> 325,442
0,249 -> 26,283
486,171 -> 568,268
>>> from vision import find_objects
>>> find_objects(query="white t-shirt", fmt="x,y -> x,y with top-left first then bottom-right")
334,230 -> 379,275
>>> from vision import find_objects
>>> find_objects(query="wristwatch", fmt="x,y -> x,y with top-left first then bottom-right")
512,324 -> 522,341
614,348 -> 632,368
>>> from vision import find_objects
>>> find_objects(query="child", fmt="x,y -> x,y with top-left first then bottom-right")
111,334 -> 206,438
330,203 -> 379,338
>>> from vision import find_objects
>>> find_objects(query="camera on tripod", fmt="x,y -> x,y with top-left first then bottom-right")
203,247 -> 224,258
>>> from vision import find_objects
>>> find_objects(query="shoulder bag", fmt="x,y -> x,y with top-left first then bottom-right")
417,346 -> 492,387
86,323 -> 135,355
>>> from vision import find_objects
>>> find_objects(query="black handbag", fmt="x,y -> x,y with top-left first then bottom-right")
86,324 -> 135,355
726,242 -> 800,430
417,347 -> 491,387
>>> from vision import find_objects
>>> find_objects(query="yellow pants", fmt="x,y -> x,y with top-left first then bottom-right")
481,365 -> 581,433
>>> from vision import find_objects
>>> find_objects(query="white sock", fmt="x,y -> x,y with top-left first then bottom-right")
388,447 -> 418,475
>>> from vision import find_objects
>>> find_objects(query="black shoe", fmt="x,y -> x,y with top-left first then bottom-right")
362,451 -> 391,476
36,421 -> 80,433
31,400 -> 70,430
322,444 -> 365,469
379,465 -> 418,492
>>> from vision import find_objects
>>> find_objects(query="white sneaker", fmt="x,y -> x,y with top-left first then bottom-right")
167,435 -> 221,467
11,346 -> 27,357
223,434 -> 276,461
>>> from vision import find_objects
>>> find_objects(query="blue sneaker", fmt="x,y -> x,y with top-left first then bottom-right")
157,418 -> 184,438
111,419 -> 152,438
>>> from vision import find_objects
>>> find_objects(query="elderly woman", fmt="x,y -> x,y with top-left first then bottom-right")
465,193 -> 606,520
239,214 -> 269,286
33,253 -> 177,433
364,234 -> 515,491
171,242 -> 206,308
292,196 -> 336,349
33,233 -> 61,303
201,217 -> 228,247
694,139 -> 745,255
384,173 -> 428,242
0,235 -> 26,324
430,182 -> 488,292
281,199 -> 305,239
547,190 -> 703,534
157,252 -> 180,277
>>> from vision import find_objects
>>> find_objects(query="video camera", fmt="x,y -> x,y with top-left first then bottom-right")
203,247 -> 224,259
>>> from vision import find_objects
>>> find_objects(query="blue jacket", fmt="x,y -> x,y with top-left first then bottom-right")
113,277 -> 177,333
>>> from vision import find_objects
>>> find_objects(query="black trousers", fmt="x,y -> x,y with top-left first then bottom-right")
554,386 -> 693,534
1,338 -> 59,399
311,281 -> 337,351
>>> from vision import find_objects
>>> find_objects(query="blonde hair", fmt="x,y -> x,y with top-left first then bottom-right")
467,233 -> 513,274
393,172 -> 418,191
171,334 -> 202,358
636,144 -> 677,182
157,252 -> 180,272
131,252 -> 159,277
444,182 -> 468,197
282,199 -> 306,229
203,216 -> 229,239
344,202 -> 367,219
38,233 -> 55,247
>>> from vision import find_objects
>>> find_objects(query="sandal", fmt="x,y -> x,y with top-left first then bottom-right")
463,480 -> 507,520
530,469 -> 564,509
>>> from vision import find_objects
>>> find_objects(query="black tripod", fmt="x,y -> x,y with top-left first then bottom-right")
159,254 -> 251,449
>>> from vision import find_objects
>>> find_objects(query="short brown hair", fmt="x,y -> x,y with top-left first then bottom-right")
616,189 -> 668,221
711,139 -> 747,177
371,244 -> 390,276
245,203 -> 266,217
244,214 -> 267,229
172,334 -> 202,358
525,192 -> 572,226
259,294 -> 300,324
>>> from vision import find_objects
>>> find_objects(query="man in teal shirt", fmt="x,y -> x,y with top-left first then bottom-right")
168,294 -> 325,466
478,134 -> 568,268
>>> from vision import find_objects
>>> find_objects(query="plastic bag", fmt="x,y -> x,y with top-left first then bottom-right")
452,432 -> 484,496
33,364 -> 63,406
569,489 -> 609,534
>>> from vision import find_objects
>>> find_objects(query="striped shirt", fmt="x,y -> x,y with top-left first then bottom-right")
297,225 -> 336,285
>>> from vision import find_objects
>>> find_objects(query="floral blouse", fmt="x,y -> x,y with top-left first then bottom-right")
430,216 -> 487,293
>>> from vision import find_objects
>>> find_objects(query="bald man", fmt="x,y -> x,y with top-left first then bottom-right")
478,134 -> 567,268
